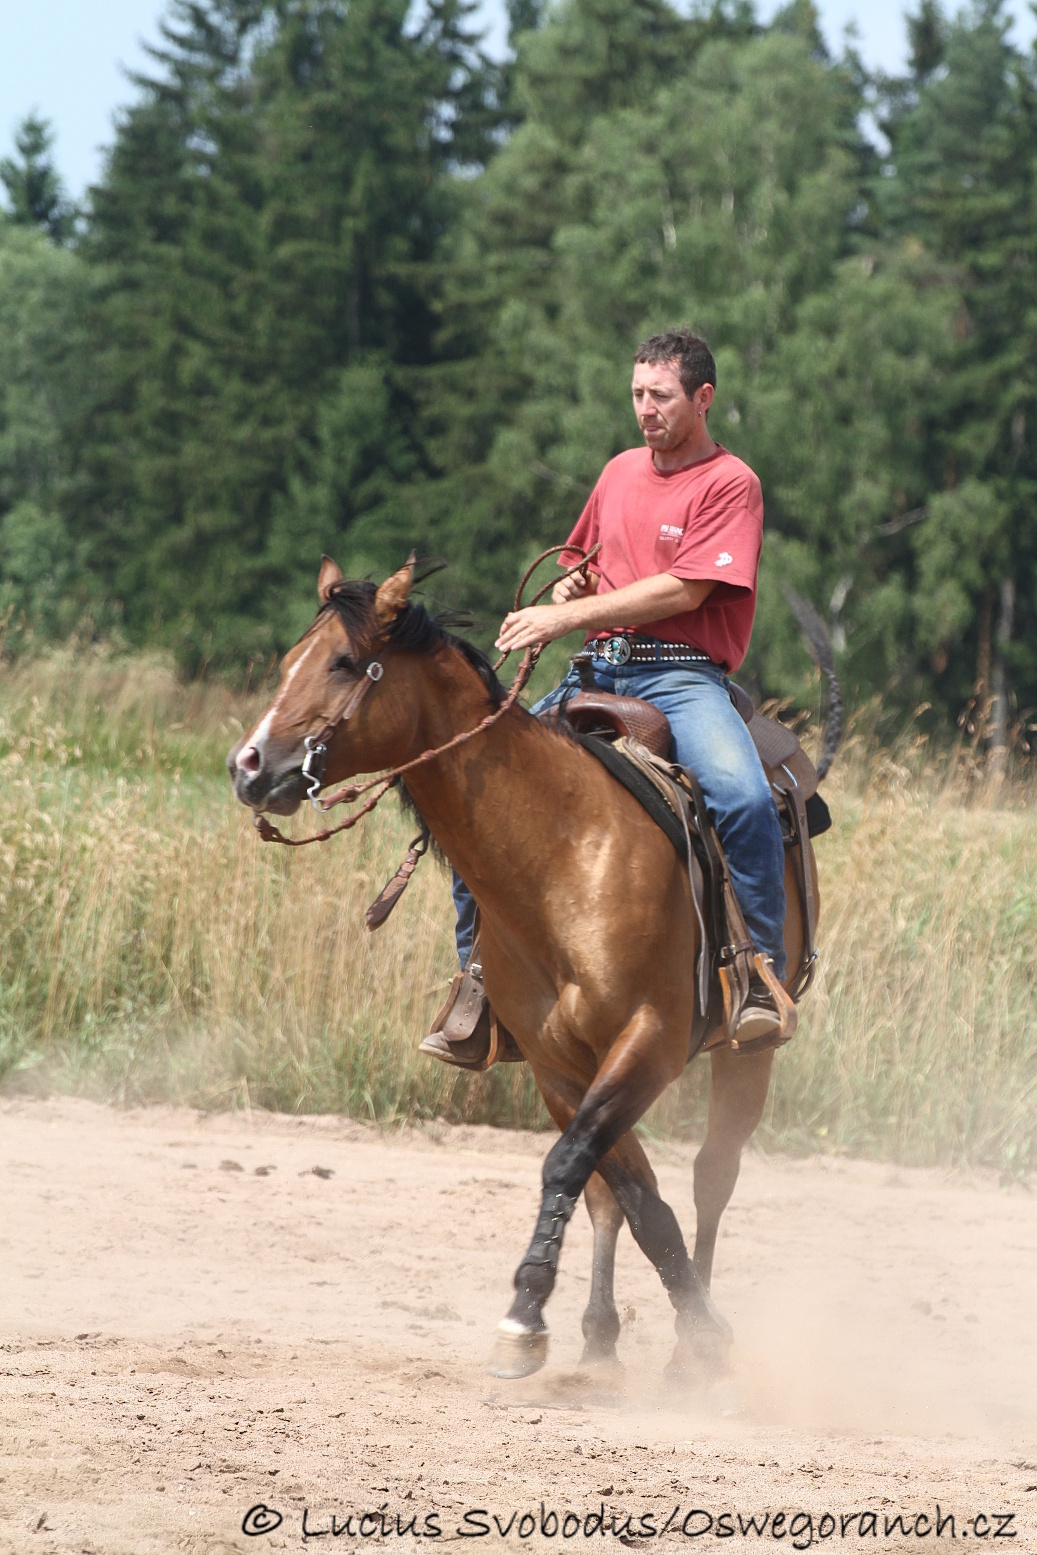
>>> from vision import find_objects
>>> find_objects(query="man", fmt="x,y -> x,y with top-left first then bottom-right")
422,328 -> 788,1068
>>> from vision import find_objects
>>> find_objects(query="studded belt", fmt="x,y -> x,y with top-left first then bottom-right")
590,635 -> 716,667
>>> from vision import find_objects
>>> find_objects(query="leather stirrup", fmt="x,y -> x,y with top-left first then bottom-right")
422,936 -> 523,1069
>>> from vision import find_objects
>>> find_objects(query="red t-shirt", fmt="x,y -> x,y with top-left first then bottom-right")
560,444 -> 764,671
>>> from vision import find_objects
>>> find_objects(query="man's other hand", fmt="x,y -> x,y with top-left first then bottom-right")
551,570 -> 598,605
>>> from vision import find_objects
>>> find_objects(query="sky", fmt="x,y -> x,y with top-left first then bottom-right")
1,0 -> 1035,200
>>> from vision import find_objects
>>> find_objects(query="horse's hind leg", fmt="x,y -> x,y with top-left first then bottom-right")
595,1131 -> 733,1390
579,1174 -> 624,1369
692,1046 -> 774,1289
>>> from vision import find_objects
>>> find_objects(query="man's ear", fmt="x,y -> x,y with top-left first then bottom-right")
374,552 -> 416,627
318,555 -> 344,604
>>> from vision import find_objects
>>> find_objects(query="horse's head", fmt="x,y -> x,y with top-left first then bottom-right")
227,553 -> 423,814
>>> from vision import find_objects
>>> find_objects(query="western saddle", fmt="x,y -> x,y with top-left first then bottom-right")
538,653 -> 826,1056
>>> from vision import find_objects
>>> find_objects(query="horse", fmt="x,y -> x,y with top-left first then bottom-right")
228,554 -> 823,1395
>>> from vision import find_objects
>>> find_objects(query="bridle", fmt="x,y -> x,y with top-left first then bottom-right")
251,545 -> 600,911
300,659 -> 384,808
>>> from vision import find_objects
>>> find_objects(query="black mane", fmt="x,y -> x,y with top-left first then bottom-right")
322,577 -> 504,708
319,576 -> 505,861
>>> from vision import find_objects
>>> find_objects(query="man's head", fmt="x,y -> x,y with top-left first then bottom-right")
631,329 -> 716,459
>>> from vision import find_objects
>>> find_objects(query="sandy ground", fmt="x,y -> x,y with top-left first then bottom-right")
2,1097 -> 1036,1553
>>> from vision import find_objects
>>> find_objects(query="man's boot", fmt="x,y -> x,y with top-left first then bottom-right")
420,954 -> 524,1070
715,866 -> 797,1054
727,954 -> 797,1054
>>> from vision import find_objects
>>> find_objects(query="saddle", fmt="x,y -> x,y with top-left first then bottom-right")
538,654 -> 827,1057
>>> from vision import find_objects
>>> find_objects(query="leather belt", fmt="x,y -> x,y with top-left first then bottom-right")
591,635 -> 715,667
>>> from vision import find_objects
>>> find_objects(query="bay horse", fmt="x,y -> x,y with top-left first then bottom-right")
228,555 -> 820,1394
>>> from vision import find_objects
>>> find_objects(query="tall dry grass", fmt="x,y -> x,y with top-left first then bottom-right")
0,646 -> 541,1126
1,646 -> 1035,1172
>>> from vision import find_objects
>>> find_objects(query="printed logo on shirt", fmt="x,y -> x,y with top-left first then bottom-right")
715,551 -> 733,568
659,523 -> 685,540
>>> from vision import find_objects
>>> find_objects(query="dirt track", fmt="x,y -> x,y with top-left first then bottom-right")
2,1097 -> 1036,1552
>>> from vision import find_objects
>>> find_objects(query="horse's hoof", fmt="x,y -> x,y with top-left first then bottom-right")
693,1331 -> 732,1381
706,1376 -> 744,1418
682,1291 -> 734,1347
577,1344 -> 624,1375
664,1330 -> 732,1391
663,1350 -> 696,1390
486,1319 -> 548,1379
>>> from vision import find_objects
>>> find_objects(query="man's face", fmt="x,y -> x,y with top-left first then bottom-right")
631,359 -> 711,452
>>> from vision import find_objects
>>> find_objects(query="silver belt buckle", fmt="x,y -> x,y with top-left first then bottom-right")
601,636 -> 632,666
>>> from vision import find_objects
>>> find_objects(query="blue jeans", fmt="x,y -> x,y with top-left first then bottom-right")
452,659 -> 787,978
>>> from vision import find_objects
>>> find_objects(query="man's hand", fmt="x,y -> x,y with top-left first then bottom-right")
495,571 -> 717,655
551,570 -> 598,605
496,602 -> 579,653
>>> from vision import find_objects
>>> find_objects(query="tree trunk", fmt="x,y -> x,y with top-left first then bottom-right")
989,575 -> 1015,781
973,585 -> 992,745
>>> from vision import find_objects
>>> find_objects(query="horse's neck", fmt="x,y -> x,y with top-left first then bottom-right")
402,655 -> 573,919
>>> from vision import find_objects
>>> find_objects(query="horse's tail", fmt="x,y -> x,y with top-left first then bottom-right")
783,585 -> 843,782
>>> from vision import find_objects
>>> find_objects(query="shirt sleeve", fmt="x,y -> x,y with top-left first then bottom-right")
667,468 -> 763,595
559,481 -> 603,573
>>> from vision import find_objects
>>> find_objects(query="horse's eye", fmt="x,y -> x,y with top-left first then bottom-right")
330,653 -> 357,674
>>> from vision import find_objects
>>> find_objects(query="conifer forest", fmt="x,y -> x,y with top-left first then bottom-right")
1,0 -> 1035,740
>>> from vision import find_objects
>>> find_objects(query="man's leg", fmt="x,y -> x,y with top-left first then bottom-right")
452,871 -> 477,968
622,665 -> 787,980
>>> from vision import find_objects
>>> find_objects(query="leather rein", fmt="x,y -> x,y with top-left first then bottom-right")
252,544 -> 599,927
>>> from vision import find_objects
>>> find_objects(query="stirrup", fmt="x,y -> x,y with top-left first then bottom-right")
433,962 -> 488,1044
727,955 -> 797,1054
420,963 -> 523,1070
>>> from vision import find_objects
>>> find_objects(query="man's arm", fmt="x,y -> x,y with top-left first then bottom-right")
495,573 -> 716,653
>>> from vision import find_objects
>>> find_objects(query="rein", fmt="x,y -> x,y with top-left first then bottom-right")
252,543 -> 599,926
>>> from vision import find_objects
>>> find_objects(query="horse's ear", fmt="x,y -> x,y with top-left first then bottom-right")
318,555 -> 343,604
374,552 -> 416,627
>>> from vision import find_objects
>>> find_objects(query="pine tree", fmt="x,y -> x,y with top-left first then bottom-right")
75,0 -> 499,666
907,0 -> 945,80
879,0 -> 1037,736
0,225 -> 93,636
0,113 -> 76,244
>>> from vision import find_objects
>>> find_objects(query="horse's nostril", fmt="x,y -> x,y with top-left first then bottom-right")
238,745 -> 261,776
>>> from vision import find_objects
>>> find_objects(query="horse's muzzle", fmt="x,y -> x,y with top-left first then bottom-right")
227,738 -> 307,814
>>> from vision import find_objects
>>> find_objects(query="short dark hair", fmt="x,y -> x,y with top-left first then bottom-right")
634,328 -> 716,402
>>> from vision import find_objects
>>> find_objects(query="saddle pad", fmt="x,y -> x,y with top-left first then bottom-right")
576,735 -> 689,860
804,791 -> 831,836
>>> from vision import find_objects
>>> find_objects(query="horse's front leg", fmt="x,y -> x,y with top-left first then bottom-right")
597,1130 -> 733,1399
496,1073 -> 624,1372
487,1009 -> 682,1379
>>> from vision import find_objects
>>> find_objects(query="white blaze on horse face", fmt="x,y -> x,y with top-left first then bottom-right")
239,638 -> 320,770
